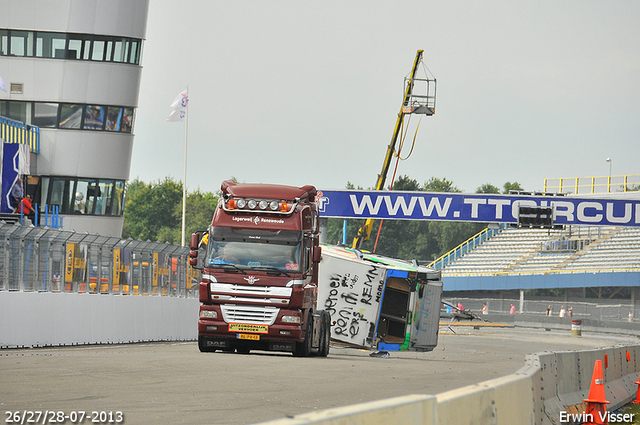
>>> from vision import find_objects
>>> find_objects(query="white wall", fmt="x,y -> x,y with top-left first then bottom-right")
1,0 -> 150,39
0,291 -> 198,348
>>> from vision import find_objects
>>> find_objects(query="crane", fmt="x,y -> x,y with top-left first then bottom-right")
352,50 -> 436,249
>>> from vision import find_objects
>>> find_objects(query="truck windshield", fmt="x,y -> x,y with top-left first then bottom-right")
205,228 -> 302,273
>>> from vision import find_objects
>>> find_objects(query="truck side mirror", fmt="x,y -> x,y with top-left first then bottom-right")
189,257 -> 198,267
313,245 -> 322,263
189,233 -> 200,250
189,249 -> 199,259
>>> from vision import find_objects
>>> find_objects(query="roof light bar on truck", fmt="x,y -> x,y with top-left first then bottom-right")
224,197 -> 293,214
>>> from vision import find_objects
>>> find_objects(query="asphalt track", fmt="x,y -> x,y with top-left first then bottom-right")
1,327 -> 638,425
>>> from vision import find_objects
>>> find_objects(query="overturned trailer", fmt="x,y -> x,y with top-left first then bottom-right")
318,245 -> 442,351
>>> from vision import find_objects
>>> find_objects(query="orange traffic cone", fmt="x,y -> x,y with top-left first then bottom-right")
583,360 -> 610,425
634,373 -> 640,404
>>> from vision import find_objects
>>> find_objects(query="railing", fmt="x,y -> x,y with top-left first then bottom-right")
428,224 -> 505,270
9,203 -> 64,229
0,115 -> 40,153
544,174 -> 640,194
445,296 -> 640,322
0,222 -> 199,297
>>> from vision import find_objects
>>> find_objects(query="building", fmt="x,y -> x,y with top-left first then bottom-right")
0,0 -> 150,236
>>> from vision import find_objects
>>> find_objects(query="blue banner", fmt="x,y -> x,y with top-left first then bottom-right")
1,143 -> 20,213
316,190 -> 640,227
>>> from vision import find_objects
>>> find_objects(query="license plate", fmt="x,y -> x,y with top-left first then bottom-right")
229,323 -> 268,334
237,333 -> 260,340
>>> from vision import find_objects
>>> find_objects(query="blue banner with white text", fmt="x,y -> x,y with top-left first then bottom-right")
315,190 -> 640,227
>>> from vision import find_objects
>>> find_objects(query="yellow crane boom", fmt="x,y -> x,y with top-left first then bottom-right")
352,50 -> 435,249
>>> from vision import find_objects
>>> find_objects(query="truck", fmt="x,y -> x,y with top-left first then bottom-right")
189,180 -> 331,356
318,245 -> 442,351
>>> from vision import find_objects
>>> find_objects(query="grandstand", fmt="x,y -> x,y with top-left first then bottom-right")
440,225 -> 640,277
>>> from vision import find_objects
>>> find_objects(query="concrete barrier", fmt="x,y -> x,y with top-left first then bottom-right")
0,291 -> 199,348
258,345 -> 640,425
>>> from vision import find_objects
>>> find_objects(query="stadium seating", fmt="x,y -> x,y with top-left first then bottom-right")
442,226 -> 640,276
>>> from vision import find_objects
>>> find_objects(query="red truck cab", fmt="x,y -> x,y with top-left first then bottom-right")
190,180 -> 330,356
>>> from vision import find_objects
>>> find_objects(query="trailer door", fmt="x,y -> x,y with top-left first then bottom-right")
410,279 -> 443,351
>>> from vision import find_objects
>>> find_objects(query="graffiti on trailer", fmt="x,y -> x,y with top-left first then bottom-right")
322,265 -> 385,345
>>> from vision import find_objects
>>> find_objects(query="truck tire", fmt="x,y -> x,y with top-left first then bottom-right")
293,311 -> 313,357
318,311 -> 331,357
198,336 -> 217,353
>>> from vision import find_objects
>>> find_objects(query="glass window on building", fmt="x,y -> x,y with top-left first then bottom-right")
104,39 -> 113,62
93,180 -> 115,215
121,108 -> 134,133
0,100 -> 30,123
114,181 -> 125,215
83,105 -> 105,130
45,177 -> 125,216
73,179 -> 94,214
91,38 -> 105,61
49,178 -> 74,214
9,31 -> 34,57
36,32 -> 67,58
67,34 -> 92,60
106,107 -> 122,131
33,102 -> 58,127
58,104 -> 83,129
113,38 -> 128,63
0,30 -> 8,55
129,40 -> 140,64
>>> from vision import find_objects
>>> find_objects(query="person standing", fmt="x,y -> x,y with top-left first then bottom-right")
14,194 -> 35,224
559,306 -> 566,318
510,304 -> 516,314
10,177 -> 23,209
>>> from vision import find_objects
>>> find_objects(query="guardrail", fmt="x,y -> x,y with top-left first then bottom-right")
258,343 -> 640,425
544,174 -> 640,194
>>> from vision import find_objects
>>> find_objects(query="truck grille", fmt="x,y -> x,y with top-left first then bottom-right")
220,304 -> 279,325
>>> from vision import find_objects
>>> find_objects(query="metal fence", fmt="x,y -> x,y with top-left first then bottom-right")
446,296 -> 639,322
0,222 -> 198,297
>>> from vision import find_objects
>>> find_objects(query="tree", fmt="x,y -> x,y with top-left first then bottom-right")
423,177 -> 460,193
476,183 -> 500,194
503,181 -> 523,194
325,181 -> 366,246
123,177 -> 218,244
391,175 -> 420,191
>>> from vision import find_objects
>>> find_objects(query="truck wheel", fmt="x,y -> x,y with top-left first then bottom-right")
198,336 -> 216,353
318,311 -> 331,357
293,311 -> 313,357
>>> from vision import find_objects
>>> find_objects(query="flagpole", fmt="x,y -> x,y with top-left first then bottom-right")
181,85 -> 189,247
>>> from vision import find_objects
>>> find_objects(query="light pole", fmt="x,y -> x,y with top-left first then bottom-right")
606,158 -> 612,192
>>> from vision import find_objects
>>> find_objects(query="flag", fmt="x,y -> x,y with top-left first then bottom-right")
167,90 -> 188,121
0,75 -> 6,92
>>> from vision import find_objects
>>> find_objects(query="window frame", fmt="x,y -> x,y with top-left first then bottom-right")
0,29 -> 143,65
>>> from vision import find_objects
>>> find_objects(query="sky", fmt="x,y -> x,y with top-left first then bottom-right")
131,1 -> 640,195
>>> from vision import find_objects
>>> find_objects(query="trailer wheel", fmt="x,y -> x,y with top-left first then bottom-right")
293,311 -> 313,357
318,311 -> 331,357
198,336 -> 217,353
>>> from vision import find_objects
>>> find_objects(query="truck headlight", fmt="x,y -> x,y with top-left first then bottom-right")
281,315 -> 300,323
200,310 -> 217,318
